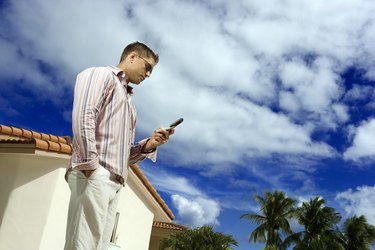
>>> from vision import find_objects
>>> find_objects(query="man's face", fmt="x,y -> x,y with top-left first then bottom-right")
126,54 -> 156,84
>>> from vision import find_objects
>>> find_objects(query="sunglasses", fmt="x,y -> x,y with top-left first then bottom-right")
137,55 -> 153,74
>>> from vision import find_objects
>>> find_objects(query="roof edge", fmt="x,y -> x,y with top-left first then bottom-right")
131,164 -> 175,220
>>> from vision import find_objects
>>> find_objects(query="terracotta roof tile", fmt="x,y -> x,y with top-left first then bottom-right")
60,143 -> 72,154
153,221 -> 188,231
0,124 -> 72,155
49,134 -> 59,142
47,140 -> 62,152
34,138 -> 49,151
20,128 -> 31,138
30,130 -> 42,140
40,132 -> 51,141
11,127 -> 23,136
0,125 -> 12,134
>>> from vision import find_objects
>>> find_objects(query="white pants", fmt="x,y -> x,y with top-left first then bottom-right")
64,166 -> 122,250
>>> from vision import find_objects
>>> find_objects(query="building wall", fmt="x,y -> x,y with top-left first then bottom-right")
39,167 -> 71,250
0,152 -> 164,250
0,153 -> 69,250
149,227 -> 175,250
149,234 -> 165,250
114,173 -> 155,250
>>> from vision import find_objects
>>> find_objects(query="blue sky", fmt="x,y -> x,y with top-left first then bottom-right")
1,0 -> 375,249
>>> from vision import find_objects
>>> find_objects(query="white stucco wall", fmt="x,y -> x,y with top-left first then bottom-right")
0,151 -> 168,250
114,172 -> 155,250
0,153 -> 70,250
39,168 -> 71,250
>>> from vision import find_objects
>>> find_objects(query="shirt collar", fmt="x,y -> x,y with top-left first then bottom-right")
107,65 -> 133,95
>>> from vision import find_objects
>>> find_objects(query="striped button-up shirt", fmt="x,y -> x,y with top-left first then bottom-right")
68,66 -> 156,182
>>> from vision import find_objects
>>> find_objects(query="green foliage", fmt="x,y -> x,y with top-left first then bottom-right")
341,215 -> 375,250
240,190 -> 296,247
283,197 -> 343,250
241,190 -> 375,250
263,244 -> 278,250
159,225 -> 238,250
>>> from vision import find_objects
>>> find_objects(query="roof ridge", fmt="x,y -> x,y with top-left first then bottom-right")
152,221 -> 188,231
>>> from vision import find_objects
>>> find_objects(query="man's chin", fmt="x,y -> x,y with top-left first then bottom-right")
129,80 -> 141,85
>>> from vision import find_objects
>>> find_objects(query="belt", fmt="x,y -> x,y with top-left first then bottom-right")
79,169 -> 125,186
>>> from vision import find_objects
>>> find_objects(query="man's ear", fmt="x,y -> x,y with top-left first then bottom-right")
129,52 -> 137,62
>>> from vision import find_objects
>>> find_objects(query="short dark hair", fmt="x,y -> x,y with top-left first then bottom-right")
119,41 -> 159,63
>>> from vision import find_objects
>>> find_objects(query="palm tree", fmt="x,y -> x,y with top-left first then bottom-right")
240,190 -> 296,248
159,225 -> 238,250
263,245 -> 278,250
341,215 -> 375,250
283,196 -> 343,250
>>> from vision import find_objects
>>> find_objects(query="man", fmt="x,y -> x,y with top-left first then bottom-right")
64,42 -> 172,250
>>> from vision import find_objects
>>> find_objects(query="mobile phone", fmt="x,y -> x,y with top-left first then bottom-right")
166,118 -> 183,132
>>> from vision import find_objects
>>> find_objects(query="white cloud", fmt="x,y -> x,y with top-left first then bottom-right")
223,0 -> 374,63
344,84 -> 375,110
358,19 -> 375,80
141,164 -> 221,227
141,167 -> 203,197
279,90 -> 300,113
2,0 -> 135,72
343,119 -> 375,161
137,79 -> 335,172
171,194 -> 220,228
336,185 -> 375,225
1,0 -> 375,187
332,103 -> 349,123
3,0 -> 375,230
0,39 -> 50,87
278,57 -> 347,128
345,85 -> 373,102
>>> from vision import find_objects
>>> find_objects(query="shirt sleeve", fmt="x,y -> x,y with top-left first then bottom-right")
129,138 -> 158,165
71,67 -> 115,170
